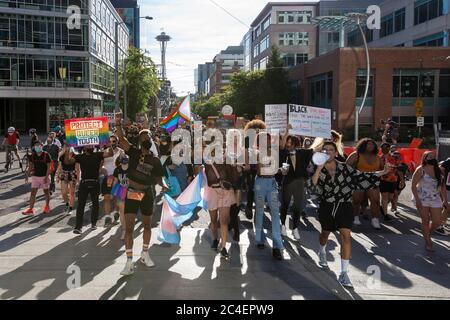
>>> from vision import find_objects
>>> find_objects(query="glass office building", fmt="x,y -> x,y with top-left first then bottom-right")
0,0 -> 128,132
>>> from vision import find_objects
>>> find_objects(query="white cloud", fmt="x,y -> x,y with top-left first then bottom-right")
139,0 -> 317,95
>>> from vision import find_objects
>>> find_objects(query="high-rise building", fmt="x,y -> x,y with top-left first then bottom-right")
110,0 -> 140,48
0,0 -> 128,132
195,62 -> 214,96
208,46 -> 244,95
248,2 -> 319,71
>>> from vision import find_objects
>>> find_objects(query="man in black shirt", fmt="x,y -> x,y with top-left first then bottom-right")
279,134 -> 313,241
64,144 -> 113,234
22,141 -> 51,216
115,112 -> 164,276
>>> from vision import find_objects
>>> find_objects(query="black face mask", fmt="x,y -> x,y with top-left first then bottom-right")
141,140 -> 152,150
426,159 -> 438,166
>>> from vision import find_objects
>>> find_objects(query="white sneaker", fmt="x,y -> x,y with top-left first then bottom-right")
353,216 -> 361,226
140,251 -> 155,267
281,225 -> 287,237
293,228 -> 301,241
371,218 -> 381,230
339,272 -> 354,288
120,259 -> 134,276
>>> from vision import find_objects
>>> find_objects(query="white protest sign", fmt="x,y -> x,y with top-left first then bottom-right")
265,104 -> 288,132
288,104 -> 331,138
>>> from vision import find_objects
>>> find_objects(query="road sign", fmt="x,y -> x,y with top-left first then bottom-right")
417,117 -> 424,127
222,105 -> 233,116
415,99 -> 423,117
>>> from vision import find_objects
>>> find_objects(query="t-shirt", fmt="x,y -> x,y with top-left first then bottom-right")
103,148 -> 123,176
441,158 -> 450,191
381,154 -> 401,183
59,155 -> 76,172
75,152 -> 104,181
29,152 -> 51,177
126,146 -> 164,187
113,167 -> 129,187
4,132 -> 19,145
43,144 -> 60,161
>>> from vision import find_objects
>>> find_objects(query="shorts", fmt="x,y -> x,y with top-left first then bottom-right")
318,202 -> 353,232
124,189 -> 154,216
205,186 -> 236,211
31,176 -> 49,190
101,175 -> 114,195
380,180 -> 396,194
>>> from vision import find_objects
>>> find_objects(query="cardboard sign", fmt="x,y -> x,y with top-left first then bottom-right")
65,117 -> 110,147
103,112 -> 115,124
288,104 -> 331,138
265,104 -> 288,132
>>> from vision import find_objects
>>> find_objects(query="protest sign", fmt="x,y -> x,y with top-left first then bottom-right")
265,105 -> 288,132
65,117 -> 110,147
288,104 -> 331,138
103,112 -> 115,124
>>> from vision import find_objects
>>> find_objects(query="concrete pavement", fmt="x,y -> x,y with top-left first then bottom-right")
0,159 -> 449,300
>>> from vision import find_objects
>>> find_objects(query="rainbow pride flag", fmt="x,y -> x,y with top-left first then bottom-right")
160,96 -> 191,133
64,117 -> 110,147
158,171 -> 207,245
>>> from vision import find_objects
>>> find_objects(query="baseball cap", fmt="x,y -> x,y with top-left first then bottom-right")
120,155 -> 129,164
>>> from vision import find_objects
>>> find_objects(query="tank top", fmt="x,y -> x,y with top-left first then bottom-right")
356,154 -> 381,172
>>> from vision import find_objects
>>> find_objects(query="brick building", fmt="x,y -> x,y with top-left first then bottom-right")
289,47 -> 450,132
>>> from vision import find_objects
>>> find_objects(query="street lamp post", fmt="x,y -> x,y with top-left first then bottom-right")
114,16 -> 153,117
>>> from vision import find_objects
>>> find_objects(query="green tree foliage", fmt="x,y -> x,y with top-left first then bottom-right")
193,46 -> 291,119
120,47 -> 160,119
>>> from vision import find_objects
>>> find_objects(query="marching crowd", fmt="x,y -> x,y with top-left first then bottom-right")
2,113 -> 450,288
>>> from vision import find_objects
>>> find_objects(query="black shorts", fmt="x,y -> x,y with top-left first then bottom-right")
380,180 -> 396,194
101,176 -> 114,195
318,202 -> 353,232
124,190 -> 154,216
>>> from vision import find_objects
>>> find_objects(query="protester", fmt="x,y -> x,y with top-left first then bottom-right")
438,157 -> 450,234
311,141 -> 388,288
101,135 -> 125,226
412,152 -> 448,252
64,143 -> 113,234
347,138 -> 384,229
22,141 -> 51,215
56,147 -> 78,213
113,155 -> 130,240
29,128 -> 39,149
43,134 -> 60,194
115,112 -> 165,276
253,131 -> 284,260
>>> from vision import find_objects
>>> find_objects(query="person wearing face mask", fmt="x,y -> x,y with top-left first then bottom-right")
22,141 -> 52,215
412,152 -> 448,252
63,143 -> 114,234
56,146 -> 78,213
101,135 -> 125,226
113,155 -> 130,240
114,112 -> 165,276
311,142 -> 388,288
43,135 -> 60,194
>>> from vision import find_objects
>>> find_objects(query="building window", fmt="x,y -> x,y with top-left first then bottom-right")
260,56 -> 268,70
279,32 -> 308,46
253,62 -> 259,70
394,8 -> 406,32
253,43 -> 260,57
309,72 -> 333,109
380,14 -> 394,38
413,32 -> 445,46
260,35 -> 270,53
296,53 -> 308,65
439,69 -> 450,98
356,71 -> 374,98
414,0 -> 444,25
281,53 -> 296,67
327,32 -> 340,44
262,16 -> 271,31
278,11 -> 312,24
0,57 -> 10,82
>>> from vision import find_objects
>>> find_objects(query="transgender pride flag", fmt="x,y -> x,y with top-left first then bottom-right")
158,171 -> 208,245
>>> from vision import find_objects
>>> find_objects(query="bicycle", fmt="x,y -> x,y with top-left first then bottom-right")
21,147 -> 30,173
4,145 -> 15,173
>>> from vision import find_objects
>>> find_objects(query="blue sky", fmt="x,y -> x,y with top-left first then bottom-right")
139,0 -> 317,95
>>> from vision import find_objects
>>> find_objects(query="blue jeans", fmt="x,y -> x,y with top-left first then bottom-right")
254,177 -> 284,249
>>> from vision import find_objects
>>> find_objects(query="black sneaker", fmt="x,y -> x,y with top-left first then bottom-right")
435,227 -> 448,236
272,248 -> 283,260
257,244 -> 265,250
73,228 -> 82,235
114,211 -> 120,223
384,214 -> 393,222
91,224 -> 97,230
301,211 -> 308,218
220,248 -> 229,260
245,207 -> 253,220
211,239 -> 219,250
104,216 -> 112,226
